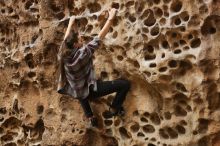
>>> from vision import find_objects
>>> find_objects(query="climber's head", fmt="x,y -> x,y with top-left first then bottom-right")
65,31 -> 84,50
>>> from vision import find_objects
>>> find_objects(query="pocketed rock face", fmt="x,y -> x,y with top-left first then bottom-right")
0,0 -> 220,145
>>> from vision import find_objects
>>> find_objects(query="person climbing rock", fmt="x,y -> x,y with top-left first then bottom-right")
57,8 -> 131,127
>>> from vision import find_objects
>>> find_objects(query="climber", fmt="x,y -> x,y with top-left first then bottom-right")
57,8 -> 131,127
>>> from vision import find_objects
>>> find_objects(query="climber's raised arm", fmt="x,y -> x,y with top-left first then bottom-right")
98,8 -> 117,40
63,16 -> 76,41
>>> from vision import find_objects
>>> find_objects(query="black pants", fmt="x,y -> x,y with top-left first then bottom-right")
78,79 -> 131,118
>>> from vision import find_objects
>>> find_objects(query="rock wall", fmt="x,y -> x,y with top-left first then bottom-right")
0,0 -> 220,146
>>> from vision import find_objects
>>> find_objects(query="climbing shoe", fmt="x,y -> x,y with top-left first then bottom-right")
103,106 -> 125,118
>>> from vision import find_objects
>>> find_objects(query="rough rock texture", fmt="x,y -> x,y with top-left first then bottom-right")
0,0 -> 220,146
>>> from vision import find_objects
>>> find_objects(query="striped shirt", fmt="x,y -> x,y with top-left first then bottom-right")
57,36 -> 101,99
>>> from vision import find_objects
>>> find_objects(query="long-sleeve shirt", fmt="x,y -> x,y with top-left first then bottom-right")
57,36 -> 101,99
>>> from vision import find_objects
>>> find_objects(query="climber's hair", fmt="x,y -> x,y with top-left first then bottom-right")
65,31 -> 79,49
58,31 -> 79,60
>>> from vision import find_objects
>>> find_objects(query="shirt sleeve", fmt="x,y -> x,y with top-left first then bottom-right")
84,36 -> 101,54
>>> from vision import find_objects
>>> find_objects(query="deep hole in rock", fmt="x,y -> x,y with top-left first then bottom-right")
201,16 -> 217,36
209,27 -> 216,34
31,34 -> 38,43
143,124 -> 155,133
145,54 -> 156,61
150,112 -> 161,125
136,1 -> 145,13
166,127 -> 178,139
180,26 -> 186,32
114,119 -> 121,127
154,7 -> 163,18
37,105 -> 44,114
104,120 -> 113,126
133,60 -> 140,68
86,25 -> 93,33
126,1 -> 135,7
198,137 -> 208,146
117,55 -> 123,61
171,0 -> 182,12
171,32 -> 178,38
199,4 -> 208,14
56,12 -> 65,20
1,134 -> 14,142
28,71 -> 36,78
30,8 -> 39,13
188,34 -> 193,40
1,9 -> 5,13
112,18 -> 119,26
25,1 -> 33,9
162,40 -> 169,49
2,117 -> 21,128
112,31 -> 118,38
100,71 -> 108,79
128,15 -> 136,23
174,49 -> 182,54
88,2 -> 101,13
140,117 -> 148,122
150,25 -> 160,36
149,63 -> 157,68
176,82 -> 187,92
159,18 -> 166,25
174,105 -> 187,117
164,11 -> 169,17
79,130 -> 84,134
179,39 -> 186,45
168,60 -> 177,68
164,112 -> 171,120
153,0 -> 161,4
178,60 -> 192,75
13,99 -> 19,114
144,71 -> 151,77
144,45 -> 154,53
119,127 -> 131,139
133,110 -> 139,116
173,42 -> 179,48
163,0 -> 171,3
130,123 -> 140,132
173,92 -> 188,102
159,128 -> 169,139
175,124 -> 186,134
143,10 -> 156,27
180,11 -> 190,21
174,17 -> 181,25
180,120 -> 187,126
137,132 -> 145,137
112,69 -> 120,77
0,127 -> 4,134
102,111 -> 113,119
159,67 -> 167,72
183,46 -> 190,50
8,7 -> 13,13
190,38 -> 201,48
111,2 -> 120,9
24,53 -> 35,68
198,118 -> 209,134
34,118 -> 45,139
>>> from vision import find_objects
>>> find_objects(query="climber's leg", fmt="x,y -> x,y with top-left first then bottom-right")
88,79 -> 131,110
